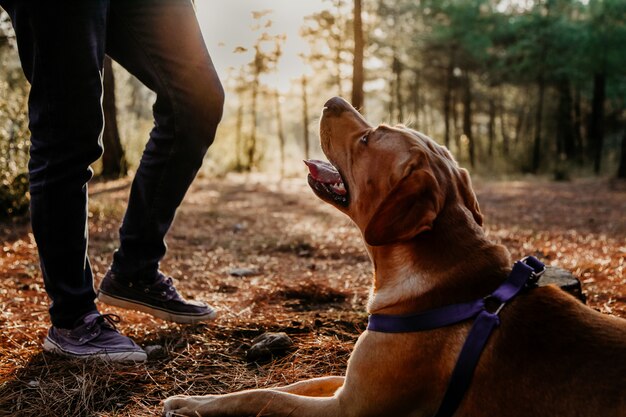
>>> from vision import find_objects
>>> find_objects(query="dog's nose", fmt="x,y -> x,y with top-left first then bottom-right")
323,97 -> 351,116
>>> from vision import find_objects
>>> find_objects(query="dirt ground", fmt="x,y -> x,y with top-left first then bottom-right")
0,174 -> 624,416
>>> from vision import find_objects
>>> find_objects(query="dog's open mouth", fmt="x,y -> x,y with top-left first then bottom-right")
304,159 -> 349,206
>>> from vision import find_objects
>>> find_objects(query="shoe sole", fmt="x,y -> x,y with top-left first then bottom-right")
43,337 -> 147,363
97,291 -> 218,324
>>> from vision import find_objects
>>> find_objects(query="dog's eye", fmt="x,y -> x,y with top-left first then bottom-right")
360,133 -> 369,144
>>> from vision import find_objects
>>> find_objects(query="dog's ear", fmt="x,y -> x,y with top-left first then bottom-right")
456,168 -> 483,226
430,141 -> 482,227
364,156 -> 443,246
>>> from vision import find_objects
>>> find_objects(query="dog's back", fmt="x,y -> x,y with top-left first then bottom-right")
465,286 -> 626,417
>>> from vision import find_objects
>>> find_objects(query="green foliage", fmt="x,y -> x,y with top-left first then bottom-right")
424,0 -> 495,67
372,0 -> 626,174
587,0 -> 626,74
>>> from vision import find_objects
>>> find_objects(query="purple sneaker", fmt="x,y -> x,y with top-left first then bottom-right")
43,313 -> 147,362
97,270 -> 217,324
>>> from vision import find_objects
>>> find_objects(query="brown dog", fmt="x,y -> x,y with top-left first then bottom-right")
164,97 -> 626,417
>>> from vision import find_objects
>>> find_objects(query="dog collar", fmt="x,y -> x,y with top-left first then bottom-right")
367,256 -> 546,417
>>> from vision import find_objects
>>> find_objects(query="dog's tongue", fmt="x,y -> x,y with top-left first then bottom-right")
304,159 -> 342,184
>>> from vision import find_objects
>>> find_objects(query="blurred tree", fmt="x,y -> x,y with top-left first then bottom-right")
424,0 -> 494,166
375,0 -> 423,124
231,67 -> 248,172
273,88 -> 286,179
301,0 -> 352,97
462,69 -> 476,167
495,1 -> 570,172
351,0 -> 364,112
618,129 -> 626,179
301,74 -> 311,161
234,10 -> 285,171
585,0 -> 626,174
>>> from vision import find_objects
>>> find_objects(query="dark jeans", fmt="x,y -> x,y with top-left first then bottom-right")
1,0 -> 224,328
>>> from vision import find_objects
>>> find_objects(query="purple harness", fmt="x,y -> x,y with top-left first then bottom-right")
367,256 -> 546,417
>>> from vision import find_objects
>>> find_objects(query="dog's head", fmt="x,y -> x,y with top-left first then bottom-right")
306,97 -> 483,247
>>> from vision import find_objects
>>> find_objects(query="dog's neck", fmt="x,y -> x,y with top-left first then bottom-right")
367,204 -> 511,315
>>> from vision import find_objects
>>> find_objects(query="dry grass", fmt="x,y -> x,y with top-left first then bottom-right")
0,174 -> 624,416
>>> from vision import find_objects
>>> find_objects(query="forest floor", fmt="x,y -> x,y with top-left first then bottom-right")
0,174 -> 624,416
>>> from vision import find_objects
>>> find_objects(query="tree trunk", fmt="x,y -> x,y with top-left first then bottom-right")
302,75 -> 310,160
425,103 -> 434,134
488,98 -> 496,158
452,88 -> 460,157
388,77 -> 395,122
274,89 -> 286,179
541,266 -> 586,304
618,129 -> 626,179
443,52 -> 455,149
556,77 -> 576,160
462,71 -> 475,167
589,72 -> 605,174
393,55 -> 403,122
235,97 -> 244,171
499,98 -> 509,157
532,78 -> 545,173
410,69 -> 421,128
443,85 -> 451,149
514,104 -> 526,148
101,56 -> 127,178
351,0 -> 364,112
333,0 -> 343,98
572,86 -> 584,165
248,71 -> 260,171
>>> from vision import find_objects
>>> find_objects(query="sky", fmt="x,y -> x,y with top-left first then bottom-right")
195,0 -> 329,92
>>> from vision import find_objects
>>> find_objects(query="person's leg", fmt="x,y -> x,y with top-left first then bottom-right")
97,0 -> 224,323
2,0 -> 146,362
106,0 -> 224,278
5,0 -> 106,329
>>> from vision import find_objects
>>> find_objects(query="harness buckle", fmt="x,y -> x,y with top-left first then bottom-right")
521,256 -> 546,287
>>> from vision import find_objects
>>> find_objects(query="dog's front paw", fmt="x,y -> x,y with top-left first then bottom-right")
163,395 -> 204,417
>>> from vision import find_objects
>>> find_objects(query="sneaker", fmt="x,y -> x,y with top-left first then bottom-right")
43,313 -> 147,362
97,270 -> 217,324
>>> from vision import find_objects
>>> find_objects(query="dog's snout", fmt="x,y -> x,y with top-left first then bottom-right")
323,97 -> 351,116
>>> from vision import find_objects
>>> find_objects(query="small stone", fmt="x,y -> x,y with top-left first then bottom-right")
229,268 -> 260,277
246,332 -> 294,362
27,380 -> 39,388
144,344 -> 167,359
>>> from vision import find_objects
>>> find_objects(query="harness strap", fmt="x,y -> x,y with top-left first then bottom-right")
366,256 -> 545,417
433,309 -> 500,417
367,299 -> 484,333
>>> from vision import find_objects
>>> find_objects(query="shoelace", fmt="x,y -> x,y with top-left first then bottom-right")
117,270 -> 180,300
86,313 -> 121,332
153,272 -> 179,300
